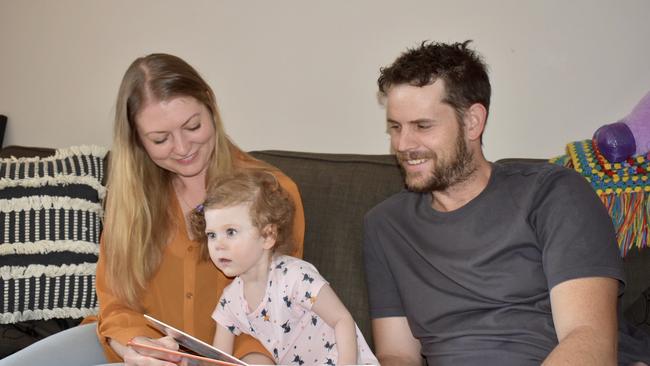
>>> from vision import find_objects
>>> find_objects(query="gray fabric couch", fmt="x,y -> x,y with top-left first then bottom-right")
1,146 -> 649,358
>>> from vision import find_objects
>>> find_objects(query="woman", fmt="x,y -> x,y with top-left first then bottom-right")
0,54 -> 304,366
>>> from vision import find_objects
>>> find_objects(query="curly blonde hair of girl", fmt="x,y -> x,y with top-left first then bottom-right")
189,169 -> 296,259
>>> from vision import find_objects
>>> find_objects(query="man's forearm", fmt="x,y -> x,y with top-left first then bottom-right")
543,326 -> 616,366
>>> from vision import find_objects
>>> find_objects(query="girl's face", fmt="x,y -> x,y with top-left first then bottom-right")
204,203 -> 275,281
136,96 -> 216,180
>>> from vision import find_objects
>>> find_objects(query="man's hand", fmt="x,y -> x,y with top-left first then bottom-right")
544,277 -> 619,365
372,316 -> 424,366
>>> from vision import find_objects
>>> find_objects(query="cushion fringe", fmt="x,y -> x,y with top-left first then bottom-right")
0,307 -> 99,323
0,262 -> 97,280
0,196 -> 103,214
0,240 -> 99,256
0,175 -> 106,199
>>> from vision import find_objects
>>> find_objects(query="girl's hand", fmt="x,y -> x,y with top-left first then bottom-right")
123,335 -> 181,366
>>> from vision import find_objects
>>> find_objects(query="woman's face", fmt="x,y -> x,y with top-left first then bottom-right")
136,96 -> 216,179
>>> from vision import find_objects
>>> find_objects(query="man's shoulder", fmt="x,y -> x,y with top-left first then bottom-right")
494,161 -> 582,188
496,160 -> 563,177
365,189 -> 417,223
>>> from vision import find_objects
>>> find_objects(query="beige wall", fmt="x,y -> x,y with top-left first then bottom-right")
1,0 -> 649,160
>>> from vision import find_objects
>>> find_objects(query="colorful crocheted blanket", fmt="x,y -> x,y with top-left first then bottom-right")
551,139 -> 650,256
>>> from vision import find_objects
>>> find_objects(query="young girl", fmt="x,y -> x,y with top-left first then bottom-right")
190,170 -> 378,366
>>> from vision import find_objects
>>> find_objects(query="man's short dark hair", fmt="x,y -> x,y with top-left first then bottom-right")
378,40 -> 491,124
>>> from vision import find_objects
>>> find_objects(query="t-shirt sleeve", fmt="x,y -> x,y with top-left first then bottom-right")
212,288 -> 243,336
531,166 -> 625,291
363,212 -> 405,319
286,260 -> 328,311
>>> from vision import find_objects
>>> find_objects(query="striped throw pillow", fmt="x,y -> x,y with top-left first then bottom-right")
0,145 -> 107,323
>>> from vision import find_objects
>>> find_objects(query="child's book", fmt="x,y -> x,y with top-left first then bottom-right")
132,314 -> 248,366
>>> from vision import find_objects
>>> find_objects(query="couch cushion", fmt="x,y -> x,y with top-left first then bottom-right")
250,150 -> 404,348
0,145 -> 107,324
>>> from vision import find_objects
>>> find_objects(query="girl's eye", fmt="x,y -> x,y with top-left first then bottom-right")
187,123 -> 201,131
206,231 -> 216,240
225,228 -> 237,237
152,137 -> 168,145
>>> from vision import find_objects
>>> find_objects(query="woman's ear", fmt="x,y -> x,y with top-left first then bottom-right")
261,224 -> 277,250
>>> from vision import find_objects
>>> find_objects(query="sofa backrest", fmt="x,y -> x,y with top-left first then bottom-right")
3,146 -> 649,345
250,150 -> 405,347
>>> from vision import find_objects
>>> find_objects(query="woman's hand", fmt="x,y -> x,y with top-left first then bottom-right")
118,336 -> 181,366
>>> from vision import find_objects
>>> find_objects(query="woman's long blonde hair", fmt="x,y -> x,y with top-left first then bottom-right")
104,53 -> 262,310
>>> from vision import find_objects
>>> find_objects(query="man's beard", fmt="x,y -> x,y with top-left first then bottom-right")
397,129 -> 477,193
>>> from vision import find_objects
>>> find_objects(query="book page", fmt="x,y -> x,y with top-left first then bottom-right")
143,314 -> 248,366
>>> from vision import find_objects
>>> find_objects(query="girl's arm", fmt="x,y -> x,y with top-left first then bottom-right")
311,284 -> 358,365
213,323 -> 236,357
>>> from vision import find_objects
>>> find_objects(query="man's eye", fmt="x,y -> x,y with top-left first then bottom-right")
386,124 -> 400,133
226,228 -> 237,237
206,232 -> 216,240
417,123 -> 432,130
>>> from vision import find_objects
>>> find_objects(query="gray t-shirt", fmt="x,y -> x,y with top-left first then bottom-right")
364,162 -> 627,365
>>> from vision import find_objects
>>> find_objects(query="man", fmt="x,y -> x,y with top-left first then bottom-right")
363,41 -> 650,365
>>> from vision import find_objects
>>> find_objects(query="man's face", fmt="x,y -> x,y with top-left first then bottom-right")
385,80 -> 476,192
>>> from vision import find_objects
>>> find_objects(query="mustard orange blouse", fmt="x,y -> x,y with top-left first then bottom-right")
93,172 -> 305,362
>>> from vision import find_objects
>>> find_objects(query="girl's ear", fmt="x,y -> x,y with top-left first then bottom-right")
261,224 -> 277,250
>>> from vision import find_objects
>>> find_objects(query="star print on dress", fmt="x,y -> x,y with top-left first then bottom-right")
291,354 -> 304,365
304,291 -> 317,304
283,295 -> 292,308
302,273 -> 314,283
325,358 -> 335,366
311,315 -> 318,326
227,324 -> 236,334
281,320 -> 291,333
261,308 -> 270,321
219,298 -> 229,308
273,348 -> 279,360
324,341 -> 335,351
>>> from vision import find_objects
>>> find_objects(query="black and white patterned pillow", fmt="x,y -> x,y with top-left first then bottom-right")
0,145 -> 107,323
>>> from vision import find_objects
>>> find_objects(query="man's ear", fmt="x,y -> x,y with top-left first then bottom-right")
464,103 -> 487,141
262,224 -> 277,250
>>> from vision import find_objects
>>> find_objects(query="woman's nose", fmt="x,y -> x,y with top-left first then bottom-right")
172,133 -> 191,156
